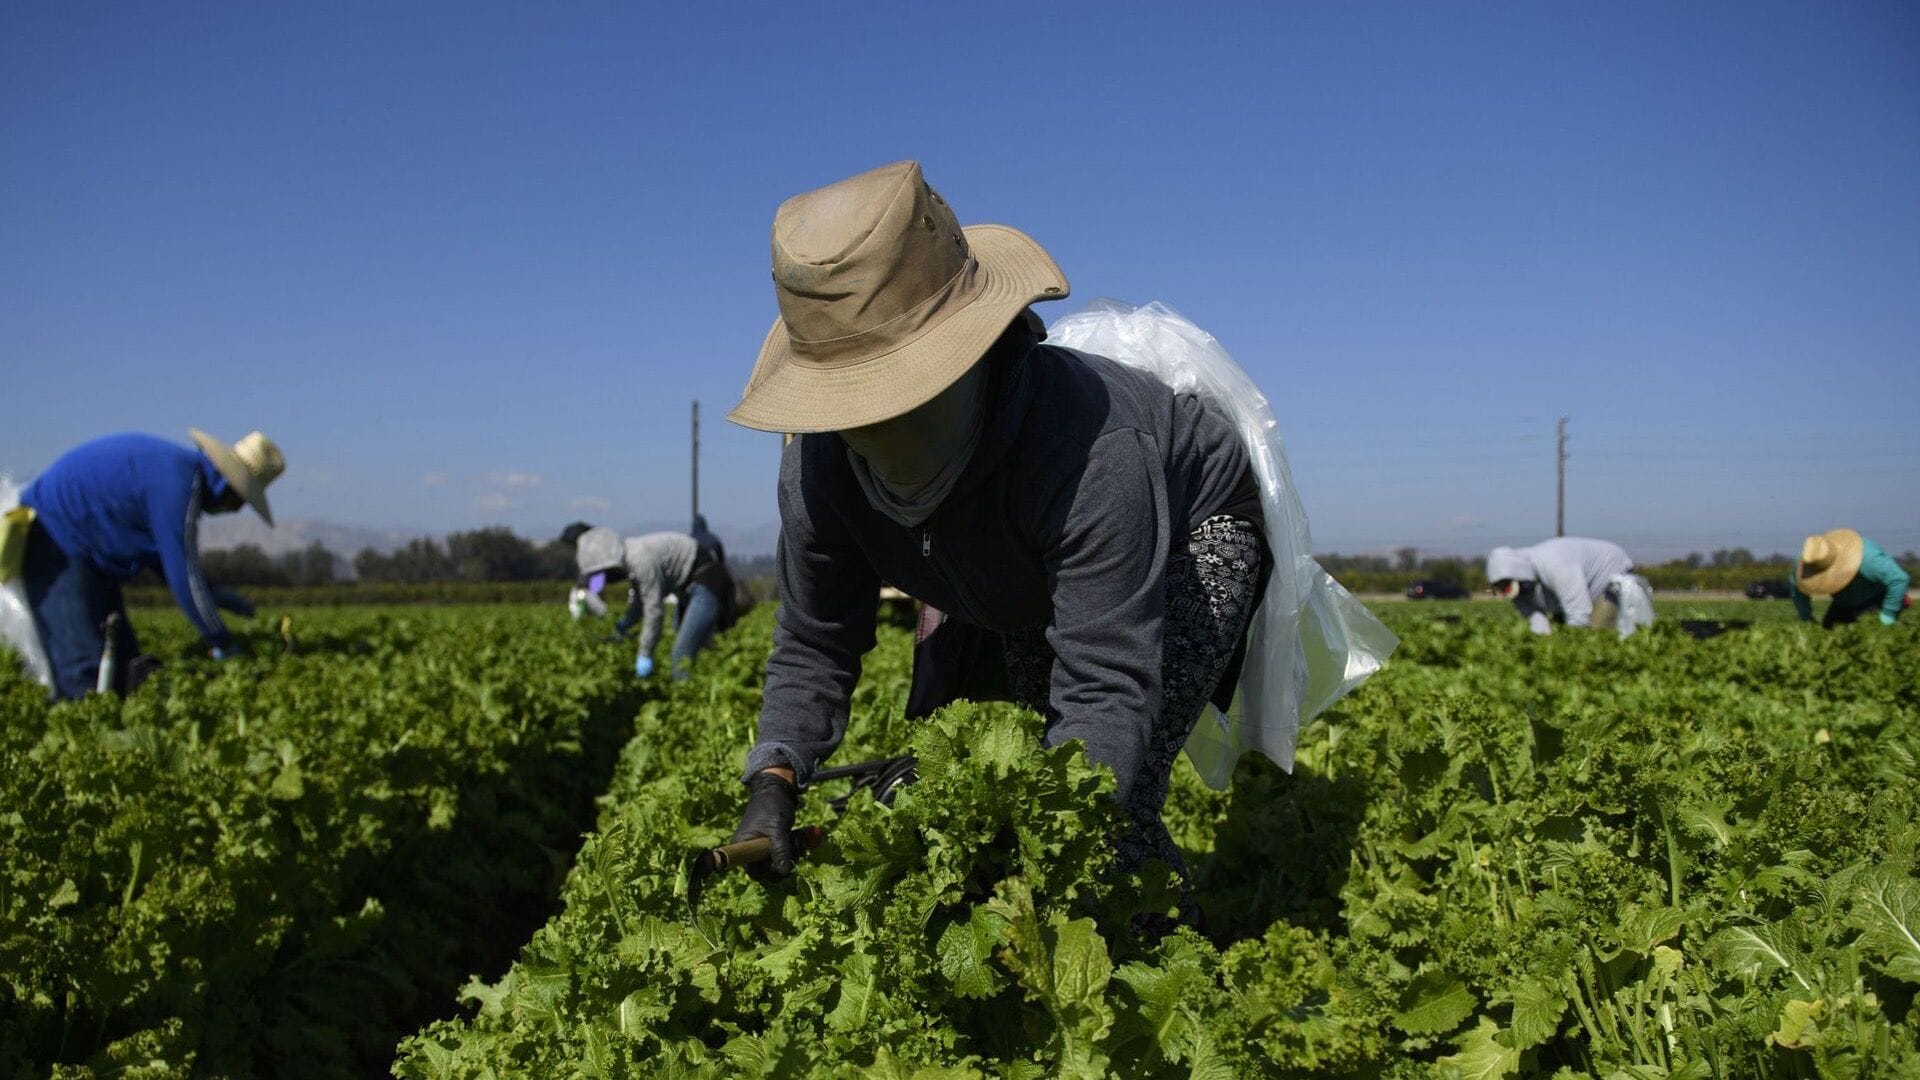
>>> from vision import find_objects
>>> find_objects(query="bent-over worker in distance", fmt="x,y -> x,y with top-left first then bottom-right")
565,523 -> 732,679
1791,528 -> 1909,627
724,162 -> 1270,903
16,430 -> 284,698
1486,536 -> 1654,639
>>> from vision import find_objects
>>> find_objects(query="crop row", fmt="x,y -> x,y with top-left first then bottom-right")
1,607 -> 650,1078
399,605 -> 1920,1078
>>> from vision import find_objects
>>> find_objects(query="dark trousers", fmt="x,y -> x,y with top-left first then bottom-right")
1823,600 -> 1875,628
22,526 -> 136,699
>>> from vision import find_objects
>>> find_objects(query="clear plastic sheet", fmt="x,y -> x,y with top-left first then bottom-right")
0,476 -> 53,691
1048,300 -> 1397,787
1611,573 -> 1656,640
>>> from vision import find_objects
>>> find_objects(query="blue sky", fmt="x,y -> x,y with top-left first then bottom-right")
3,2 -> 1916,559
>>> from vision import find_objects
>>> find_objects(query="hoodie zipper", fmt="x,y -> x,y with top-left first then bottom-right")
916,523 -> 983,624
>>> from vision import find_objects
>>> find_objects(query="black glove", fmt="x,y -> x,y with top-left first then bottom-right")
730,771 -> 801,881
210,589 -> 256,618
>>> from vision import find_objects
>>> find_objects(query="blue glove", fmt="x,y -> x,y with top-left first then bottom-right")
635,655 -> 655,678
1881,612 -> 1898,626
210,643 -> 243,661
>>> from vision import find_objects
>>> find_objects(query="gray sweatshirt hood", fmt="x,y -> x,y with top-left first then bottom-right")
1486,546 -> 1536,584
575,526 -> 626,577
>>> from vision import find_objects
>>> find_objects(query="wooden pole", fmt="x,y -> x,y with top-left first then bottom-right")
691,400 -> 700,521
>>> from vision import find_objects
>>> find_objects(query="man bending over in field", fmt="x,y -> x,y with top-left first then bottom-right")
1790,528 -> 1910,628
563,522 -> 734,679
8,430 -> 283,698
1486,536 -> 1654,639
721,162 -> 1270,920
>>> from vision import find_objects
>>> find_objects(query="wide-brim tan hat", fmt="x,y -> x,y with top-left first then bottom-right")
190,429 -> 285,526
729,161 -> 1069,434
1796,527 -> 1863,596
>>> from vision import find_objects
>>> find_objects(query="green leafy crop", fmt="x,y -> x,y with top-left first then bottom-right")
6,598 -> 1916,1078
1,606 -> 652,1077
399,604 -> 1920,1079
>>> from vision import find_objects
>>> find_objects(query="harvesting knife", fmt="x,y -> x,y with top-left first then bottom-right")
684,826 -> 825,913
682,754 -> 918,914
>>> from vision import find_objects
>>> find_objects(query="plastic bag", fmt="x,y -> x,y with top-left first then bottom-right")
0,475 -> 53,690
1610,573 -> 1655,640
1048,300 -> 1397,787
568,585 -> 609,620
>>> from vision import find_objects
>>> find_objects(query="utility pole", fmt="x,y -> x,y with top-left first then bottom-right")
690,400 -> 700,521
1555,416 -> 1567,537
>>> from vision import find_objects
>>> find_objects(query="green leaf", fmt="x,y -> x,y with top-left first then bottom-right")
1050,918 -> 1114,1017
1678,802 -> 1733,847
755,927 -> 815,983
268,759 -> 305,800
618,988 -> 669,1035
974,712 -> 1030,776
826,952 -> 880,1033
1114,954 -> 1204,1052
1506,978 -> 1566,1049
858,1049 -> 985,1080
1705,924 -> 1813,989
1437,1017 -> 1519,1080
936,907 -> 1007,999
1182,1033 -> 1243,1080
1768,998 -> 1825,1049
458,974 -> 511,1016
1649,945 -> 1685,983
1394,970 -> 1476,1036
1849,865 -> 1920,983
1613,905 -> 1684,955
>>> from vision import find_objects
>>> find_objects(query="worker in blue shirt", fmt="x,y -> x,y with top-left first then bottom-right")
17,429 -> 285,698
1791,528 -> 1911,627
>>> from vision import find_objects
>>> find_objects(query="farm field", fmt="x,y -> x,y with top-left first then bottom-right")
3,599 -> 1915,1077
0,607 -> 652,1077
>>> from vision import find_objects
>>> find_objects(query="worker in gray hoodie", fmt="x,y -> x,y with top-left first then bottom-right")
564,523 -> 729,679
723,162 -> 1270,902
1486,536 -> 1654,639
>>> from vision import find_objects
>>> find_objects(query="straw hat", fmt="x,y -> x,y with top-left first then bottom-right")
1796,528 -> 1863,596
728,161 -> 1070,434
190,429 -> 285,525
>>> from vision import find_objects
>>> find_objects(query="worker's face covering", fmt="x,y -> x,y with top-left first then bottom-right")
840,362 -> 988,528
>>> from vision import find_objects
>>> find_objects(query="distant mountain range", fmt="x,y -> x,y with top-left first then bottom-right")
199,516 -> 417,560
199,515 -> 782,575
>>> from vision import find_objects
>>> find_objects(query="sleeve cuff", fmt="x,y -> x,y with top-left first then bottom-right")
744,742 -> 813,788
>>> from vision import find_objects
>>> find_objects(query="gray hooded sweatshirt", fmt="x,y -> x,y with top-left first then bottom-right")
1486,537 -> 1634,633
575,527 -> 701,660
746,329 -> 1259,804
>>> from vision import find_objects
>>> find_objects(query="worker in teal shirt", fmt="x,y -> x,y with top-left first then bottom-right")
17,429 -> 285,698
1791,528 -> 1911,628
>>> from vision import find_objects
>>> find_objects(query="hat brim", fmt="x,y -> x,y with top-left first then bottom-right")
727,224 -> 1069,434
190,429 -> 274,526
1796,528 -> 1862,596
